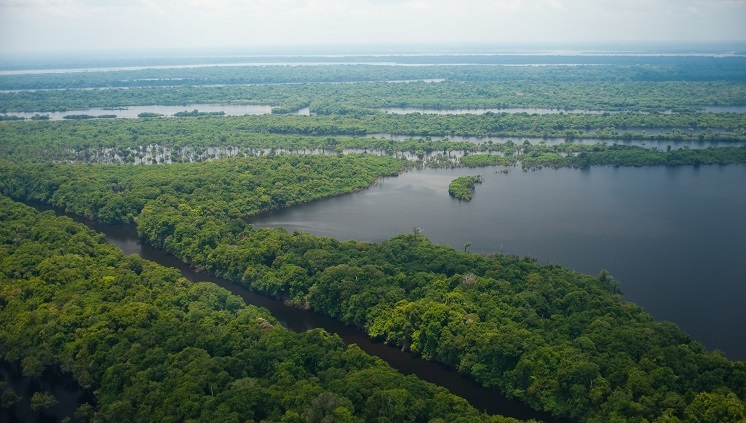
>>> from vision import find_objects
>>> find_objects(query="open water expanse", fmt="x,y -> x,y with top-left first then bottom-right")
251,164 -> 746,360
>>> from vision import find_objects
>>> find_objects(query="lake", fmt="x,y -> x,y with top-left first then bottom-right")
250,164 -> 746,360
0,103 -> 310,120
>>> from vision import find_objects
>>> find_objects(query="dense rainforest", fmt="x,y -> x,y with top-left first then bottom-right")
2,113 -> 746,146
0,197 -> 513,422
2,55 -> 746,90
1,156 -> 744,422
1,56 -> 745,422
3,80 -> 746,115
0,155 -> 405,223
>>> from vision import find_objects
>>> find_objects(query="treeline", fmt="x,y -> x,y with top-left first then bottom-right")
1,56 -> 746,90
448,175 -> 483,201
0,155 -> 405,223
3,79 -> 746,114
0,196 -> 513,422
517,144 -> 746,169
2,156 -> 744,422
173,109 -> 225,117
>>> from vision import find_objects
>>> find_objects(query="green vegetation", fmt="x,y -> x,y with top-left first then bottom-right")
461,154 -> 513,167
519,145 -> 746,169
0,155 -> 404,223
1,119 -> 745,167
29,392 -> 58,411
173,109 -> 225,117
0,197 -> 510,422
2,56 -> 745,423
449,175 -> 484,201
0,381 -> 19,408
1,56 -> 746,91
2,155 -> 744,422
134,197 -> 745,423
3,80 -> 746,117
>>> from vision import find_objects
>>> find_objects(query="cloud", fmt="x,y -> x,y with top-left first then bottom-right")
1,0 -> 744,53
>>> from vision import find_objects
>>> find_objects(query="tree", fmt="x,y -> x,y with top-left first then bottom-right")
684,391 -> 744,423
21,356 -> 44,378
30,391 -> 58,411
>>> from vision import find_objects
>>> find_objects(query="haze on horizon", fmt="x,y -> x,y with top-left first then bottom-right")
1,0 -> 745,57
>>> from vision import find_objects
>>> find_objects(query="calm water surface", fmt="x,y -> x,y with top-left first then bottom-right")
251,165 -> 746,360
0,103 -> 310,120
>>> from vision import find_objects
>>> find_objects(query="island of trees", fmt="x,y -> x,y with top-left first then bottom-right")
449,175 -> 484,201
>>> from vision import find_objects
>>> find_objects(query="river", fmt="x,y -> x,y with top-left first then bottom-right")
44,208 -> 562,422
250,164 -> 746,361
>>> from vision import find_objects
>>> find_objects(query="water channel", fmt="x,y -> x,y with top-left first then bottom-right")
41,208 -> 563,422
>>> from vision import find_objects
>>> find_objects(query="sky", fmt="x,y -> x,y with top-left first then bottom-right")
1,0 -> 745,55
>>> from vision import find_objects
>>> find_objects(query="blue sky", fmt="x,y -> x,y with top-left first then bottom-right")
1,0 -> 745,54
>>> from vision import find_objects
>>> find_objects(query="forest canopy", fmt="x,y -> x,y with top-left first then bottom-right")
1,55 -> 745,423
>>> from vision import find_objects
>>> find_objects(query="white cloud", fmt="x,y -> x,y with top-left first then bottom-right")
0,0 -> 744,53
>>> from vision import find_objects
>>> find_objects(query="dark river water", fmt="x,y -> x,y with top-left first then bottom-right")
47,210 -> 562,422
251,164 -> 746,361
0,361 -> 93,423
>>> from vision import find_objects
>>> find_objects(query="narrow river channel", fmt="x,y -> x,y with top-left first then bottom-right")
36,205 -> 566,423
